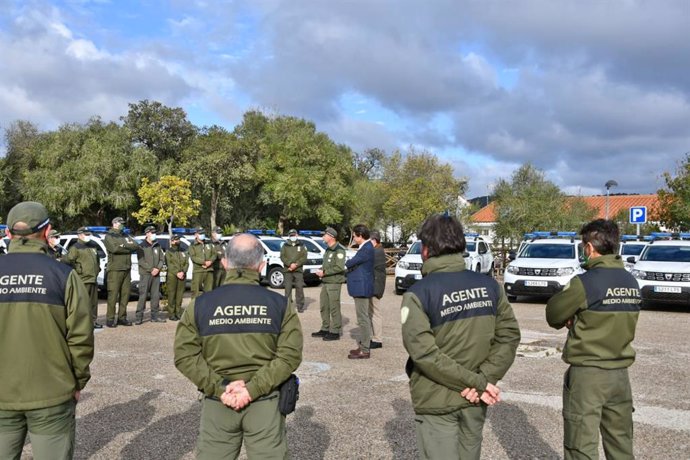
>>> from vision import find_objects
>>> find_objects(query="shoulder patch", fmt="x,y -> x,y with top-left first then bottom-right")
337,253 -> 344,259
401,305 -> 410,324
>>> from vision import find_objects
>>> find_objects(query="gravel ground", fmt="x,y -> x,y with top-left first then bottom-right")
18,279 -> 690,459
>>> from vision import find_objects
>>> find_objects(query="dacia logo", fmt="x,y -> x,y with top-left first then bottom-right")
665,273 -> 673,280
535,269 -> 541,275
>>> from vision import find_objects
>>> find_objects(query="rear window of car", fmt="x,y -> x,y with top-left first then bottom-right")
641,245 -> 690,262
520,243 -> 575,259
620,244 -> 646,256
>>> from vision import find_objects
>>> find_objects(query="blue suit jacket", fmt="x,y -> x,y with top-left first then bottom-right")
345,240 -> 375,298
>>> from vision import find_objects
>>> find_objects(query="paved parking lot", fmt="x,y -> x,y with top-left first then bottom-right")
20,279 -> 690,459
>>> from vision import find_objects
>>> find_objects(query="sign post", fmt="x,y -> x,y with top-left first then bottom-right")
629,206 -> 647,236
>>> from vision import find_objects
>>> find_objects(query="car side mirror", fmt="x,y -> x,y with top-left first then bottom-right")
626,256 -> 636,263
462,251 -> 470,258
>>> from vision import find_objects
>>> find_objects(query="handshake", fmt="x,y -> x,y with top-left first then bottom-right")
220,380 -> 252,411
460,382 -> 501,406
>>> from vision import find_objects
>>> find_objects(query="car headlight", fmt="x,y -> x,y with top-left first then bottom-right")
631,269 -> 646,279
506,265 -> 519,274
398,260 -> 409,270
556,267 -> 575,276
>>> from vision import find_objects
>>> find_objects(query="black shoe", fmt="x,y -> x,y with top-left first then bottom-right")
323,332 -> 340,341
135,318 -> 144,325
117,319 -> 133,326
370,341 -> 383,349
151,317 -> 166,323
93,322 -> 104,329
169,316 -> 179,321
311,330 -> 328,337
106,320 -> 117,328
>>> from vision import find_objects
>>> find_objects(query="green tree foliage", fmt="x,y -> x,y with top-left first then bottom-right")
121,99 -> 196,167
133,175 -> 200,234
382,149 -> 466,241
657,153 -> 690,231
21,118 -> 154,228
182,125 -> 256,230
0,120 -> 40,217
493,164 -> 593,241
256,115 -> 355,233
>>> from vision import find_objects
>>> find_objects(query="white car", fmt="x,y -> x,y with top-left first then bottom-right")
503,232 -> 585,301
619,235 -> 650,272
133,234 -> 195,286
630,234 -> 690,307
394,236 -> 492,295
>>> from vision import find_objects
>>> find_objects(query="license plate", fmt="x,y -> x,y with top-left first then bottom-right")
414,274 -> 423,280
525,280 -> 548,287
654,286 -> 682,293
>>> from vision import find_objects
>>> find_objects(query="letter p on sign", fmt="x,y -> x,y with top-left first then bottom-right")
629,206 -> 647,224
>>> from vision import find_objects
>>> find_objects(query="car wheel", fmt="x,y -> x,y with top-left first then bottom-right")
487,263 -> 494,277
268,266 -> 284,289
507,295 -> 517,302
475,264 -> 481,273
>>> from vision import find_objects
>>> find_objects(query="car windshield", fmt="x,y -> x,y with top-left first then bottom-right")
520,243 -> 575,259
466,242 -> 476,252
313,239 -> 328,250
620,244 -> 646,256
407,241 -> 422,255
299,239 -> 321,253
641,245 -> 690,262
262,239 -> 284,252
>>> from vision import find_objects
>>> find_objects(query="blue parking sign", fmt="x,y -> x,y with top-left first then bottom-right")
629,206 -> 647,224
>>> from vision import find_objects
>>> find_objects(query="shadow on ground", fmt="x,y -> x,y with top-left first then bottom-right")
384,398 -> 418,459
489,402 -> 560,459
287,406 -> 331,459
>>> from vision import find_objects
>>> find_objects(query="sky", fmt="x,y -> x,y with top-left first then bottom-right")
1,0 -> 688,199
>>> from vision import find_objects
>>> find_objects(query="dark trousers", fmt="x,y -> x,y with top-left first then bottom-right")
283,271 -> 304,311
191,271 -> 213,300
106,270 -> 131,321
167,275 -> 186,318
136,273 -> 161,320
212,267 -> 226,289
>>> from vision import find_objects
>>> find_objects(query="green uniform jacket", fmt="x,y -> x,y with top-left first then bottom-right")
280,240 -> 308,273
546,255 -> 640,369
401,254 -> 520,415
321,243 -> 346,284
104,228 -> 139,271
166,245 -> 189,279
0,240 -> 94,410
136,240 -> 165,276
212,239 -> 227,270
65,240 -> 100,284
189,240 -> 217,274
174,269 -> 303,400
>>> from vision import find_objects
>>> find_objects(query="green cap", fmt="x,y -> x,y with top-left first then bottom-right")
144,225 -> 157,234
324,227 -> 337,238
48,229 -> 61,238
7,201 -> 50,236
288,228 -> 298,235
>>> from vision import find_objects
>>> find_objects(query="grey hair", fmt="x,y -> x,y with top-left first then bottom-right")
225,234 -> 264,270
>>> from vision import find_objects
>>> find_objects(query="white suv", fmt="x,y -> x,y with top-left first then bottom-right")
394,235 -> 493,295
504,232 -> 584,301
630,233 -> 690,307
619,235 -> 650,272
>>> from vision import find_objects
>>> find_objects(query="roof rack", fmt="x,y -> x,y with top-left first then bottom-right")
621,234 -> 649,242
523,231 -> 578,242
649,232 -> 690,241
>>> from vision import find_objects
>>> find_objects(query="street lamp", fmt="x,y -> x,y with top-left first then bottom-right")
605,180 -> 618,219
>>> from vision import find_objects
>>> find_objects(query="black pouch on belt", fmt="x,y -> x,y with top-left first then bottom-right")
278,374 -> 300,415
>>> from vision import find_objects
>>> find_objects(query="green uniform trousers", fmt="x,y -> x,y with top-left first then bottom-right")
353,297 -> 372,353
0,399 -> 76,460
213,268 -> 226,289
197,394 -> 287,460
192,272 -> 213,300
563,366 -> 634,460
106,270 -> 131,322
283,271 -> 304,311
136,273 -> 161,321
83,282 -> 98,324
414,405 -> 487,460
166,276 -> 186,318
319,283 -> 342,334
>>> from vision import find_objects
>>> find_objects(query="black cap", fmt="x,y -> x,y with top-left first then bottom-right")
77,227 -> 92,235
171,234 -> 182,242
144,225 -> 157,234
112,216 -> 125,225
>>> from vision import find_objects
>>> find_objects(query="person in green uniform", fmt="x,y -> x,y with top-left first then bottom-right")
313,227 -> 346,341
135,226 -> 165,324
401,213 -> 520,460
47,229 -> 65,260
103,217 -> 139,327
210,226 -> 227,289
65,227 -> 102,328
280,229 -> 307,312
0,201 -> 94,460
174,233 -> 303,459
166,234 -> 189,321
546,219 -> 640,460
188,227 -> 216,300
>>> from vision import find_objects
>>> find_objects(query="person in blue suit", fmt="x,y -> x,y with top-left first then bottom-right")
345,224 -> 375,359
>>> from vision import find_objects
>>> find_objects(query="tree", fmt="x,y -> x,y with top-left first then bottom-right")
256,116 -> 355,233
382,149 -> 466,241
0,120 -> 41,217
657,153 -> 690,231
493,164 -> 586,242
132,175 -> 200,234
181,125 -> 256,230
121,99 -> 196,167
